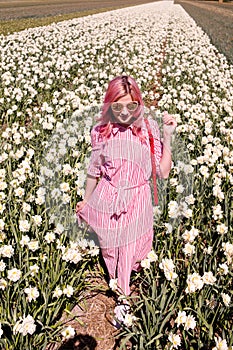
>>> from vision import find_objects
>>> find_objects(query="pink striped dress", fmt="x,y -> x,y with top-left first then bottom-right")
77,117 -> 162,249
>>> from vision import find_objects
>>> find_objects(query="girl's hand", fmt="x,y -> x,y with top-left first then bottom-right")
162,111 -> 177,138
75,200 -> 87,213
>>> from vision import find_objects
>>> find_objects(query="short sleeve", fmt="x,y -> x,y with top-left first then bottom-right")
86,125 -> 104,178
148,118 -> 163,178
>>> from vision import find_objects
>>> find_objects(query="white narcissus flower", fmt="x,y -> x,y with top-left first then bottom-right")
153,206 -> 162,216
63,285 -> 74,297
185,194 -> 195,205
175,311 -> 187,327
168,333 -> 181,349
183,243 -> 195,256
62,164 -> 73,175
199,165 -> 209,178
182,227 -> 199,242
14,187 -> 25,197
27,240 -> 39,252
62,248 -> 82,264
0,278 -> 7,290
141,258 -> 151,269
180,203 -> 192,218
212,336 -> 228,350
0,245 -> 14,258
204,246 -> 213,255
13,314 -> 36,336
0,323 -> 3,338
212,204 -> 223,220
61,325 -> 75,340
109,278 -> 118,291
22,202 -> 31,213
221,293 -> 231,307
164,270 -> 178,282
159,258 -> 175,272
168,201 -> 180,219
19,219 -> 30,232
53,286 -> 63,298
185,273 -> 204,294
123,313 -> 138,327
0,260 -> 6,272
0,219 -> 5,231
170,178 -> 178,186
62,193 -> 71,204
32,215 -> 42,226
7,268 -> 21,282
218,263 -> 228,275
164,223 -> 173,234
44,232 -> 56,243
0,231 -> 6,242
29,264 -> 39,276
60,182 -> 70,192
222,242 -> 233,259
89,246 -> 100,257
176,184 -> 184,193
216,223 -> 228,235
147,250 -> 158,262
24,286 -> 40,302
202,271 -> 216,285
184,315 -> 196,331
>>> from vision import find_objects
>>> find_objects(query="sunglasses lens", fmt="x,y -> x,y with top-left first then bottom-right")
111,103 -> 122,112
111,101 -> 138,112
127,102 -> 138,111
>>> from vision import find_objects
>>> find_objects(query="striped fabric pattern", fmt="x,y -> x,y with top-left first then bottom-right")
77,117 -> 162,249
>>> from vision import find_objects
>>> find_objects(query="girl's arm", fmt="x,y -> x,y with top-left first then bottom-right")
159,134 -> 172,179
159,112 -> 177,179
76,174 -> 98,213
83,174 -> 98,202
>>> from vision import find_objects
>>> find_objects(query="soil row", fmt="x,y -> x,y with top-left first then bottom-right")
0,0 -> 159,20
175,0 -> 233,64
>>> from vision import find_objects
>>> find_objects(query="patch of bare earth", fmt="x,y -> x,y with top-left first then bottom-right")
47,274 -> 136,350
0,0 -> 160,20
175,0 -> 233,63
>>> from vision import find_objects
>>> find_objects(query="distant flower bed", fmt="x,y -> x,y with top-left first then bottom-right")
0,1 -> 232,349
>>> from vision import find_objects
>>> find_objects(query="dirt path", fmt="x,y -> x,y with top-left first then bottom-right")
48,274 -> 136,350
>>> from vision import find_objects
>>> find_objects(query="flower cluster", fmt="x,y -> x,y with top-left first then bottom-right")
159,257 -> 178,282
185,271 -> 217,294
141,249 -> 158,269
175,311 -> 196,330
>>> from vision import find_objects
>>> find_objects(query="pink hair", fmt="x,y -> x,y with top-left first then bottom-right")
96,75 -> 147,143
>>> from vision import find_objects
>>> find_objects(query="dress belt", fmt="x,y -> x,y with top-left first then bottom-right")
103,173 -> 149,216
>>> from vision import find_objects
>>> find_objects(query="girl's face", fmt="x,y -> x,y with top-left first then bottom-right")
111,94 -> 138,126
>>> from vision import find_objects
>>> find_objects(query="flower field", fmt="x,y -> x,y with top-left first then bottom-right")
0,1 -> 232,349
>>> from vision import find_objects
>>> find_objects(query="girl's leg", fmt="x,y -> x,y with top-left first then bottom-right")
101,246 -> 118,279
117,239 -> 138,296
102,230 -> 153,295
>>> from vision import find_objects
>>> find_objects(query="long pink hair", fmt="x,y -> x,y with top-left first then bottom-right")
96,75 -> 147,143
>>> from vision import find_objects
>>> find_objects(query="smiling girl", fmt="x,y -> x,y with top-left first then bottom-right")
76,75 -> 177,321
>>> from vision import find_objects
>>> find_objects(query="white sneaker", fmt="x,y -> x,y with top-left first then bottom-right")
112,304 -> 130,329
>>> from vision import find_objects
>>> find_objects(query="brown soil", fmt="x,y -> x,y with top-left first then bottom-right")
0,0 -> 160,20
47,274 -> 135,350
175,0 -> 233,63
